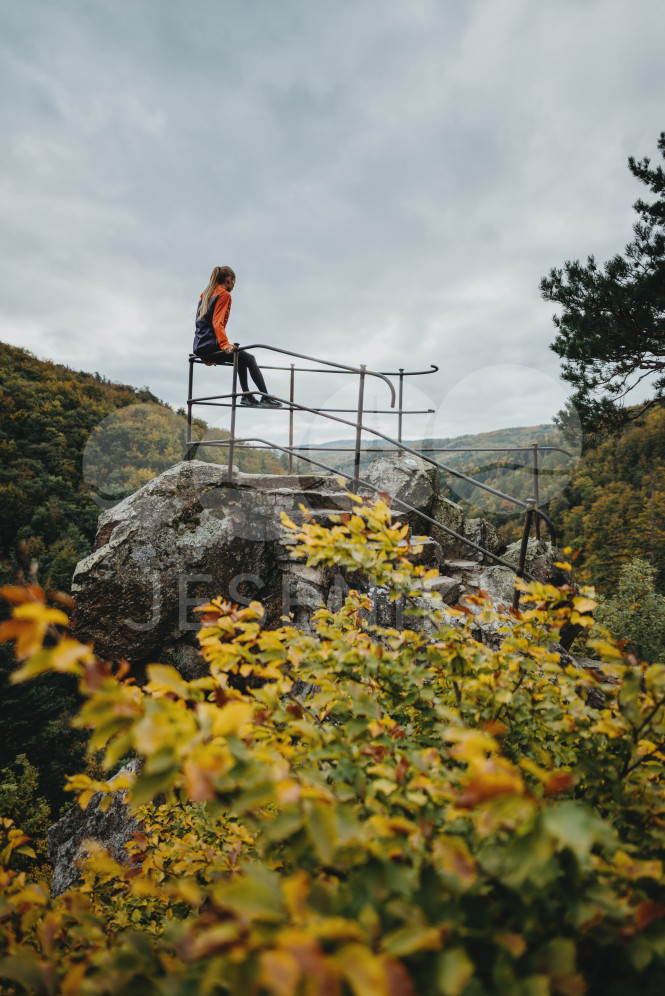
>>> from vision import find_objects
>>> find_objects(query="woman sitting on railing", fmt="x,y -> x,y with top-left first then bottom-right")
193,266 -> 281,408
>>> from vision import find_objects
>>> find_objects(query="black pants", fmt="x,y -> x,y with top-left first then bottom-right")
195,348 -> 268,395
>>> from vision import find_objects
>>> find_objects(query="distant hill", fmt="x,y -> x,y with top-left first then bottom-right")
295,423 -> 576,510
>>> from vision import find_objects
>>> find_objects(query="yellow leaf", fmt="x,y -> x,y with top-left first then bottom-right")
591,716 -> 626,739
336,944 -> 397,996
258,948 -> 301,996
50,637 -> 95,674
281,870 -> 310,921
13,603 -> 68,625
61,962 -> 87,996
146,664 -> 190,699
457,759 -> 524,808
613,849 -> 663,881
586,639 -> 624,660
573,597 -> 596,613
314,917 -> 367,943
208,700 -> 254,738
433,836 -> 477,888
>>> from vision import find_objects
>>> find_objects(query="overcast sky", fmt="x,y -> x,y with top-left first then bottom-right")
1,0 -> 664,449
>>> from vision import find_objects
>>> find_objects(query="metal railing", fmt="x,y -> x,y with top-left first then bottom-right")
190,434 -> 538,580
186,344 -> 566,611
289,442 -> 572,541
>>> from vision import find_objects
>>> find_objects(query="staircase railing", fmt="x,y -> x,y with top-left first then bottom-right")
191,433 -> 537,583
186,344 -> 564,610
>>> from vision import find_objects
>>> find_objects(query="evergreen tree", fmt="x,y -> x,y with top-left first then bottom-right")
594,558 -> 665,663
541,132 -> 665,435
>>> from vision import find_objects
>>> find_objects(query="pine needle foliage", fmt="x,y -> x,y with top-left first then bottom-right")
541,131 -> 665,436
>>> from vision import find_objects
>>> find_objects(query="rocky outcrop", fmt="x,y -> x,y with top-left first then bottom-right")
479,537 -> 573,607
72,462 -> 354,676
55,455 -> 573,895
70,454 -> 576,673
47,760 -> 141,897
362,455 -> 438,532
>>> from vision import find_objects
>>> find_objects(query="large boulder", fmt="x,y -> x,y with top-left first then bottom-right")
429,493 -> 466,557
72,461 -> 347,674
480,537 -> 573,606
460,518 -> 505,564
361,454 -> 439,532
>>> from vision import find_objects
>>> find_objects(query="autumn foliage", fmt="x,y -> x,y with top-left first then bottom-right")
1,497 -> 665,994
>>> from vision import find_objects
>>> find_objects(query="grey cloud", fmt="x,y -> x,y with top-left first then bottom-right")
1,0 -> 664,443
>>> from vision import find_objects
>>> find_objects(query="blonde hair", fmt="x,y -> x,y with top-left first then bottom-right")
198,266 -> 235,319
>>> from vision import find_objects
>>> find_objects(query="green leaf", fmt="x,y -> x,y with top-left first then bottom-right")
0,953 -> 46,992
437,947 -> 474,995
305,800 -> 338,865
130,768 -> 179,806
535,937 -> 576,978
381,923 -> 442,957
214,869 -> 284,921
543,802 -> 614,863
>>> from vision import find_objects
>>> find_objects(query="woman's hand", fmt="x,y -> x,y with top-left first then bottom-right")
223,344 -> 234,354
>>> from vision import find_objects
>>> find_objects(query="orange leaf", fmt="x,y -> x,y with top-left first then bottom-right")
555,973 -> 586,996
1,584 -> 46,604
46,589 -> 75,608
395,757 -> 410,786
457,760 -> 524,809
544,772 -> 575,797
183,760 -> 218,803
496,933 -> 527,958
636,902 -> 665,931
386,958 -> 415,996
480,720 -> 509,737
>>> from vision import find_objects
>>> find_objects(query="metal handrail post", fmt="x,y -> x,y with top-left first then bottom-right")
353,365 -> 366,492
186,356 -> 195,462
227,345 -> 240,484
288,363 -> 295,475
512,498 -> 536,611
532,443 -> 541,540
397,368 -> 404,452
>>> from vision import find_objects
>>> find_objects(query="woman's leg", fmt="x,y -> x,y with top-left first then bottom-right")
240,352 -> 268,395
234,355 -> 250,393
196,349 -> 250,392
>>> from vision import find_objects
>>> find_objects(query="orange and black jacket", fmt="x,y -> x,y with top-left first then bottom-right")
193,285 -> 232,354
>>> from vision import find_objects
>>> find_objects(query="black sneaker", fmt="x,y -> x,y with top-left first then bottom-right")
239,393 -> 259,406
257,395 -> 282,408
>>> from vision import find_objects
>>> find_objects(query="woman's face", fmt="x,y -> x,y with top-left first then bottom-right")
223,274 -> 235,292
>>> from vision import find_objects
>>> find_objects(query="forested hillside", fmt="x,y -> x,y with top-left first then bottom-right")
449,408 -> 665,594
550,405 -> 665,591
302,423 -> 570,487
0,342 -> 153,592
